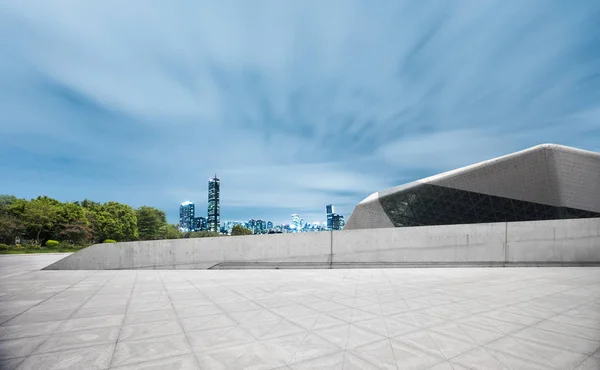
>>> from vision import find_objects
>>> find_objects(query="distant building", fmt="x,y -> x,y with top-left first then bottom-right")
192,217 -> 207,232
326,204 -> 334,230
247,219 -> 256,234
291,214 -> 303,231
332,213 -> 345,230
256,220 -> 266,234
266,221 -> 273,230
179,201 -> 195,232
207,175 -> 220,232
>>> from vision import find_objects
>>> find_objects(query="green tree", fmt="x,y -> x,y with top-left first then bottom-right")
231,225 -> 253,236
0,195 -> 17,213
0,213 -> 24,244
52,202 -> 91,243
23,196 -> 60,243
136,206 -> 167,240
0,195 -> 23,244
95,202 -> 138,242
159,224 -> 182,240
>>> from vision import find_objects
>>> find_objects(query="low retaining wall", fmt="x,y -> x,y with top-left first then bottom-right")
44,218 -> 600,270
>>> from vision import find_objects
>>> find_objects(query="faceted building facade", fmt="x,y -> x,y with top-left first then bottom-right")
345,144 -> 600,230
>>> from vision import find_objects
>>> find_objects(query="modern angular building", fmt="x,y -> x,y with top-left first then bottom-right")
345,144 -> 600,230
207,175 -> 220,232
179,201 -> 195,232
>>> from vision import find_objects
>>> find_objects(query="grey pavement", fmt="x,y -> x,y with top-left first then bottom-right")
0,254 -> 599,370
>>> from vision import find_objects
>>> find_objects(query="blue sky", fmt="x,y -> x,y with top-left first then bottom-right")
1,1 -> 599,225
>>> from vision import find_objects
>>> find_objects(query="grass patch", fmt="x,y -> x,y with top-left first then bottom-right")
0,246 -> 87,254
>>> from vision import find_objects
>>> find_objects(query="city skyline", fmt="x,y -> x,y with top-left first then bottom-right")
178,197 -> 345,232
2,2 -> 599,226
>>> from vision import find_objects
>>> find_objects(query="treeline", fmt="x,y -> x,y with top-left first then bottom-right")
0,195 -> 216,246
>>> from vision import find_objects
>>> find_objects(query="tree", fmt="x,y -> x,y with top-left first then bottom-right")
231,225 -> 253,236
159,224 -> 181,240
95,202 -> 138,242
52,202 -> 91,243
0,195 -> 23,244
137,206 -> 167,240
0,213 -> 24,244
23,196 -> 60,243
0,195 -> 17,213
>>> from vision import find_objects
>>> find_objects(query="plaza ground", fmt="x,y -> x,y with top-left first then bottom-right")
0,254 -> 599,370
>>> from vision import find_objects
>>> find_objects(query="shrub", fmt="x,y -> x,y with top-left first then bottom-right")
231,225 -> 253,236
45,240 -> 60,248
57,241 -> 75,249
103,239 -> 117,243
26,244 -> 42,250
0,244 -> 10,251
183,231 -> 222,238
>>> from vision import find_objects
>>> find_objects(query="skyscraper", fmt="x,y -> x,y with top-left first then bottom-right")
332,213 -> 345,230
207,175 -> 220,232
192,217 -> 207,231
179,201 -> 195,232
326,204 -> 334,230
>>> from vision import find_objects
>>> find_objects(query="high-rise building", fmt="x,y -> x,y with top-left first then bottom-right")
291,214 -> 301,231
256,220 -> 266,234
247,219 -> 256,234
207,175 -> 220,232
326,204 -> 334,230
179,201 -> 195,232
332,213 -> 345,230
192,217 -> 207,231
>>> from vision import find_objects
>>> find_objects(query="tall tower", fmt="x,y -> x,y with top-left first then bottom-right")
179,201 -> 195,232
326,204 -> 334,230
207,175 -> 220,232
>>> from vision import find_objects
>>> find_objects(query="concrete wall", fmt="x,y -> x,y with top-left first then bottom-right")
44,217 -> 600,270
332,222 -> 507,267
45,232 -> 331,270
506,218 -> 600,264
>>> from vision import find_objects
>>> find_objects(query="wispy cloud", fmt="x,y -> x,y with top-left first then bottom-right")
1,1 -> 599,224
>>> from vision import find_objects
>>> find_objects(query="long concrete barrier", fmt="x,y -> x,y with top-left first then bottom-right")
43,218 -> 600,270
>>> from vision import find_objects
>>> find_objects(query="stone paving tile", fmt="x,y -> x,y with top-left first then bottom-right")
1,254 -> 600,369
16,343 -> 115,370
0,335 -> 49,360
34,327 -> 120,354
118,320 -> 182,341
111,354 -> 200,370
110,333 -> 191,367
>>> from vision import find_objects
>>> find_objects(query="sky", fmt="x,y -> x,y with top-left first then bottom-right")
1,1 -> 599,225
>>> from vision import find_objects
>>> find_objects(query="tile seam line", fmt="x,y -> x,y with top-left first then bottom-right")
105,353 -> 193,370
159,272 -> 215,370
107,271 -> 138,368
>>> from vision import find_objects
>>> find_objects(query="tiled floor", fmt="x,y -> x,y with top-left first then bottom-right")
0,254 -> 599,370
